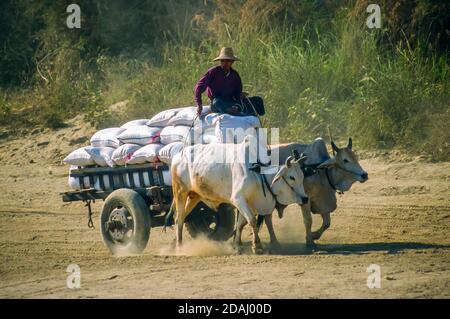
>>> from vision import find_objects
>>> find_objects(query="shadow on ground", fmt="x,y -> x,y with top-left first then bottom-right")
271,242 -> 450,256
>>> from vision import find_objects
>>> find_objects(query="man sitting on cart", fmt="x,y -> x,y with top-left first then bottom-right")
194,47 -> 265,117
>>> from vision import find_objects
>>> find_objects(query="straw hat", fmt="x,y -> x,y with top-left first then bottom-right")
213,47 -> 239,61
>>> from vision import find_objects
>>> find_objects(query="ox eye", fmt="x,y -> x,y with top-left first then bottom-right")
343,158 -> 349,163
289,176 -> 295,181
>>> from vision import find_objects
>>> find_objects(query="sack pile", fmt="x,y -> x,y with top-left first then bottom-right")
63,106 -> 263,190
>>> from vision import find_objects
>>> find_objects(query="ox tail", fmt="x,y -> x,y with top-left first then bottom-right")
164,200 -> 175,227
256,214 -> 265,231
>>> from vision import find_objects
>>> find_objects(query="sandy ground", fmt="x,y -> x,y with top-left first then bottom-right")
0,117 -> 449,298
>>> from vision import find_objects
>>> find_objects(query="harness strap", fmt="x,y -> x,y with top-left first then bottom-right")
302,160 -> 345,195
325,167 -> 344,195
259,174 -> 267,197
260,173 -> 300,205
260,173 -> 280,205
257,158 -> 349,201
325,167 -> 337,191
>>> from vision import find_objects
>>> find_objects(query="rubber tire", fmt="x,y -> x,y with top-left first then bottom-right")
185,203 -> 236,241
100,189 -> 151,255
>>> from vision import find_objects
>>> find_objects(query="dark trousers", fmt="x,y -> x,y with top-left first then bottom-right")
211,96 -> 265,116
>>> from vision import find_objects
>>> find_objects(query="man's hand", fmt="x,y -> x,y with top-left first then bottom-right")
196,105 -> 203,116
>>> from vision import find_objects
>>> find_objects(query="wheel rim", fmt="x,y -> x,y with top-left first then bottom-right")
186,203 -> 236,240
197,204 -> 219,235
105,205 -> 135,246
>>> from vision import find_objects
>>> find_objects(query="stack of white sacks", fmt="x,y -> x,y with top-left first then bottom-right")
63,106 -> 265,190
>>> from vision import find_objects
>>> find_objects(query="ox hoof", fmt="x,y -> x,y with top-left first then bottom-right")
268,242 -> 282,254
233,244 -> 244,255
305,238 -> 316,250
311,232 -> 322,240
252,245 -> 264,255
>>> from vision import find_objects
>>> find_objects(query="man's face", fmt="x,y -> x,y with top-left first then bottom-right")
220,59 -> 233,70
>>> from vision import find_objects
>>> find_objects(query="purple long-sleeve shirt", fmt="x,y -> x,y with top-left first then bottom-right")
194,65 -> 243,107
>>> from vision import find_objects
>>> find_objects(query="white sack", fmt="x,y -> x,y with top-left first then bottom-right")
111,144 -> 141,166
147,108 -> 181,127
126,143 -> 163,165
117,126 -> 161,145
203,133 -> 219,144
123,172 -> 150,188
94,175 -> 122,191
90,127 -> 125,148
84,146 -> 115,167
203,112 -> 221,127
162,170 -> 172,186
68,165 -> 97,190
123,169 -> 171,188
214,114 -> 269,163
120,119 -> 150,129
92,170 -> 171,190
63,146 -> 95,166
157,142 -> 184,165
159,125 -> 192,144
191,112 -> 219,136
167,106 -> 210,126
214,114 -> 261,143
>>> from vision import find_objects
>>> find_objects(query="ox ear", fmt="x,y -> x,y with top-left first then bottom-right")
317,157 -> 336,169
347,137 -> 352,150
331,141 -> 339,153
271,165 -> 288,188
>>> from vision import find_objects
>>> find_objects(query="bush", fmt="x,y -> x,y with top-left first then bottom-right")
0,0 -> 448,161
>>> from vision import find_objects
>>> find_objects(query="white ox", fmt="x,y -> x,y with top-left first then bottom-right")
235,137 -> 369,248
171,136 -> 309,253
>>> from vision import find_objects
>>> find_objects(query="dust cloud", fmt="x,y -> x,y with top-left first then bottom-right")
159,235 -> 236,257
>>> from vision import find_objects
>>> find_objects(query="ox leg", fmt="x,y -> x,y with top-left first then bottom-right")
300,203 -> 314,247
311,213 -> 331,241
233,212 -> 248,254
234,212 -> 247,247
264,214 -> 281,252
175,193 -> 201,251
184,193 -> 201,217
174,191 -> 188,249
233,199 -> 262,254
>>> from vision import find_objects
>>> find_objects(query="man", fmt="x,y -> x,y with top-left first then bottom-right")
194,47 -> 265,117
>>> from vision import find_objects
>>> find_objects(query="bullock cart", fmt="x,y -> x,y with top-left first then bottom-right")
61,163 -> 236,254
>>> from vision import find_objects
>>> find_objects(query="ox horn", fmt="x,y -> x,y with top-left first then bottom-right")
285,155 -> 294,168
295,153 -> 308,165
331,140 -> 339,153
348,137 -> 352,150
292,150 -> 307,164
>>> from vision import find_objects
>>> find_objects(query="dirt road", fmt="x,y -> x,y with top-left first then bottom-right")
0,118 -> 449,298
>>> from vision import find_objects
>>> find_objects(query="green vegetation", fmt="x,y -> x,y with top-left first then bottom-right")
0,0 -> 449,160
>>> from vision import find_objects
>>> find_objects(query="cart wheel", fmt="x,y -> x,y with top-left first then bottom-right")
185,203 -> 236,241
100,189 -> 150,255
